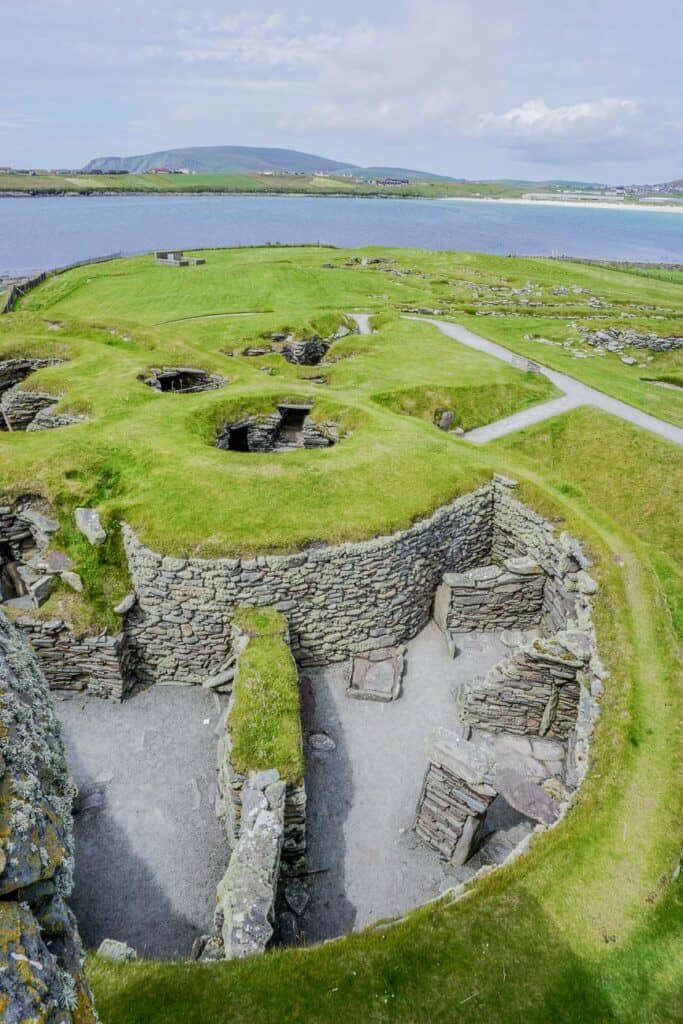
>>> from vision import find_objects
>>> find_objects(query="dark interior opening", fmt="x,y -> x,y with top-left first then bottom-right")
277,405 -> 308,446
0,542 -> 26,601
157,370 -> 205,393
227,424 -> 250,451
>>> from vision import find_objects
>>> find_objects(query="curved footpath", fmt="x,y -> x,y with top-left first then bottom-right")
403,316 -> 683,446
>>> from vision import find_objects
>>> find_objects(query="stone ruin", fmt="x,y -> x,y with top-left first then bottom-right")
241,323 -> 356,366
582,327 -> 683,353
215,403 -> 340,453
0,611 -> 97,1022
154,250 -> 206,267
141,365 -> 225,393
0,356 -> 85,432
0,473 -> 603,977
0,498 -> 134,700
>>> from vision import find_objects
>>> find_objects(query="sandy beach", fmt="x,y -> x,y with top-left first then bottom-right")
438,196 -> 683,215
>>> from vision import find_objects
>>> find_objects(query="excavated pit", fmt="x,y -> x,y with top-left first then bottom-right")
215,403 -> 339,453
141,366 -> 225,393
0,357 -> 68,431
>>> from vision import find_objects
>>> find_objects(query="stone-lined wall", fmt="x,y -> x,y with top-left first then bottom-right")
491,478 -> 592,635
14,616 -> 134,701
123,485 -> 494,684
414,733 -> 496,864
0,610 -> 97,1022
459,630 -> 592,739
216,617 -> 306,873
433,557 -> 545,633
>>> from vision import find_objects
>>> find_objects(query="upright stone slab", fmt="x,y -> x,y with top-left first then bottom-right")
414,730 -> 496,864
215,773 -> 286,959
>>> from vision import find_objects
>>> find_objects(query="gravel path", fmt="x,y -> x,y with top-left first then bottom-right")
55,686 -> 229,960
405,317 -> 683,446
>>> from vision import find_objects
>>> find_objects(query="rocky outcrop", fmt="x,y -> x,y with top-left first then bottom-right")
0,610 -> 97,1022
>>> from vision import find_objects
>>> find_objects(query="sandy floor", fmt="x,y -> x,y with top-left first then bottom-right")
298,622 -> 509,942
55,685 -> 229,960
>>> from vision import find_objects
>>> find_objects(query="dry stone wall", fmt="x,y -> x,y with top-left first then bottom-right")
14,617 -> 134,700
216,618 -> 306,873
458,630 -> 592,739
0,610 -> 97,1022
123,484 -> 493,684
433,557 -> 545,633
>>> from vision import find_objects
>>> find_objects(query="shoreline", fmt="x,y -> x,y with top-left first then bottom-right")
438,195 -> 683,216
1,189 -> 683,214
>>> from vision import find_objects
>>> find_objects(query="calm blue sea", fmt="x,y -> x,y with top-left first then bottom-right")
2,193 -> 683,276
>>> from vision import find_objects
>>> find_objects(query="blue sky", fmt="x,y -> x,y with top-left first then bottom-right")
2,0 -> 682,182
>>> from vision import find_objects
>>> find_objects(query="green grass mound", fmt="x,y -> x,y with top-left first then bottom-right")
228,607 -> 303,784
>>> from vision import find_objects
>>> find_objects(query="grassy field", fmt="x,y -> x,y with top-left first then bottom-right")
1,246 -> 680,1022
0,171 -> 531,199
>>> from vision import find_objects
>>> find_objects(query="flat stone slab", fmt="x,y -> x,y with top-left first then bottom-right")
494,767 -> 560,825
346,645 -> 406,702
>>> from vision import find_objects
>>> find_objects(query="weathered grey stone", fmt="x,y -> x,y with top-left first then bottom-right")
114,593 -> 136,615
61,570 -> 83,593
217,776 -> 285,959
284,878 -> 310,916
74,507 -> 107,546
346,645 -> 406,702
309,732 -> 336,752
0,611 -> 96,1021
97,938 -> 138,962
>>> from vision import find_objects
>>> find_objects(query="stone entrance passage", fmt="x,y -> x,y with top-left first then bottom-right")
141,366 -> 224,393
215,403 -> 340,454
54,686 -> 230,960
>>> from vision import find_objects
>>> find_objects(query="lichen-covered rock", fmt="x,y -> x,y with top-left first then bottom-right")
216,772 -> 286,959
0,611 -> 97,1022
0,615 -> 74,895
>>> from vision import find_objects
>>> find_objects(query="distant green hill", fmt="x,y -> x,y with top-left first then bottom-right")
82,145 -> 453,181
84,146 -> 353,175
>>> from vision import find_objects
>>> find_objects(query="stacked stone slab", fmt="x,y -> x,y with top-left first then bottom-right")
282,336 -> 330,365
582,327 -> 683,352
433,557 -> 545,633
216,409 -> 338,453
414,732 -> 497,864
1,386 -> 57,429
490,475 -> 594,635
14,617 -> 134,700
458,631 -> 592,739
122,484 -> 493,683
0,357 -> 62,395
213,772 -> 286,959
0,610 -> 97,1022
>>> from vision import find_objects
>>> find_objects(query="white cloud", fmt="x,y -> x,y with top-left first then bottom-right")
478,97 -> 683,163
